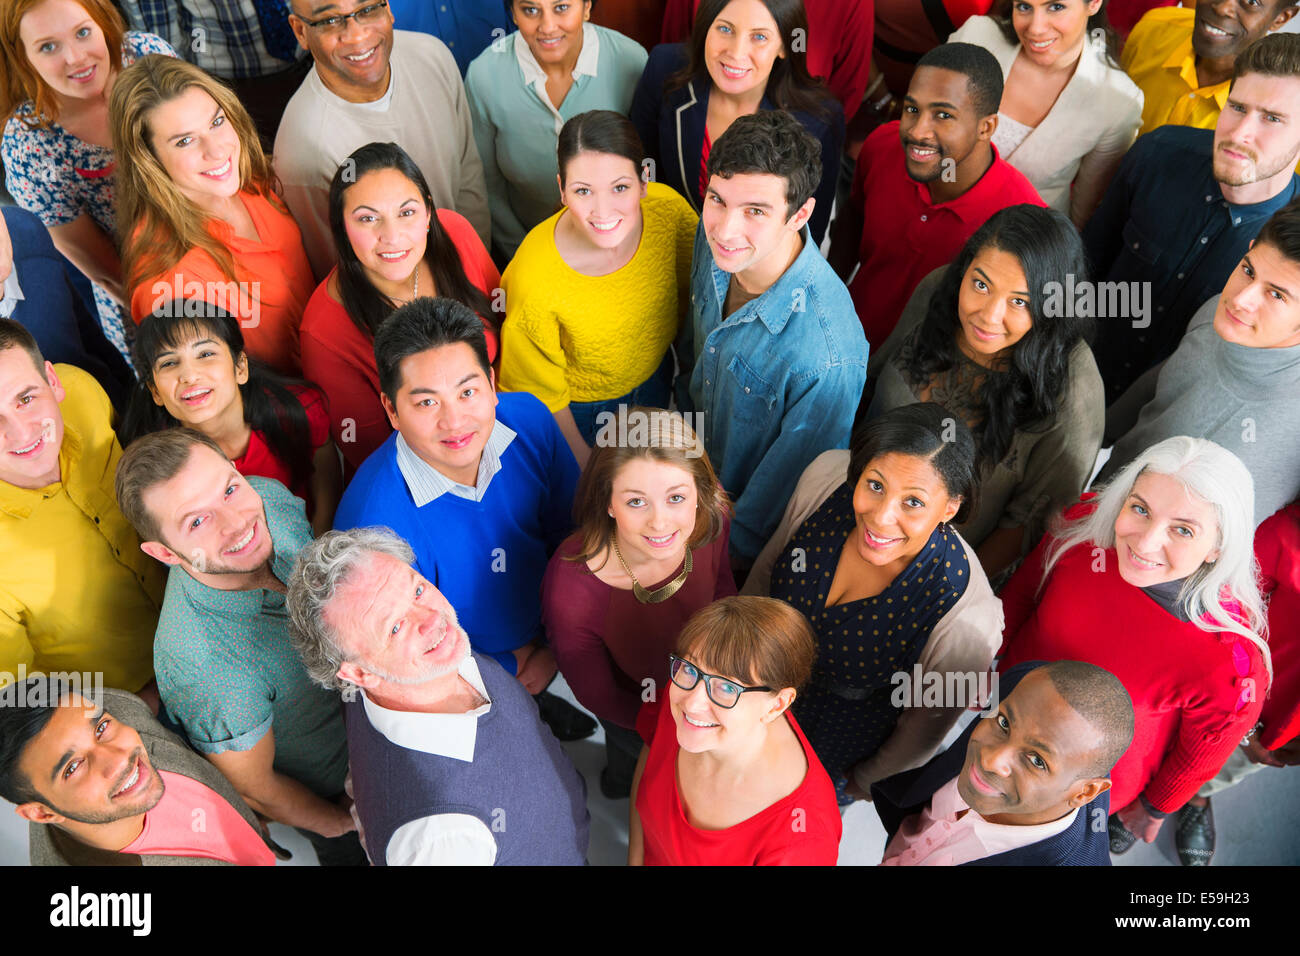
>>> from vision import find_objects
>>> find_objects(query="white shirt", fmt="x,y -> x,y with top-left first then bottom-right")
513,22 -> 602,134
0,265 -> 23,319
394,419 -> 517,505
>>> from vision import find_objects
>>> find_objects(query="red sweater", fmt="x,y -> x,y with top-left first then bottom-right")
999,502 -> 1266,814
1255,503 -> 1300,750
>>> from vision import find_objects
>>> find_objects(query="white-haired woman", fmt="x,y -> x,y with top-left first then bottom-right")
998,436 -> 1268,854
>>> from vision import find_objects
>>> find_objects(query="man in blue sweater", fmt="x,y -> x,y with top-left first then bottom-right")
333,298 -> 594,739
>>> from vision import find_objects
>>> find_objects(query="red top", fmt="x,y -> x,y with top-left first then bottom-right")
848,121 -> 1044,349
1108,0 -> 1180,36
699,126 -> 712,201
1255,502 -> 1300,750
298,208 -> 500,474
230,385 -> 330,511
660,0 -> 874,122
121,771 -> 274,866
998,499 -> 1266,813
635,696 -> 842,865
542,523 -> 736,730
132,190 -> 315,376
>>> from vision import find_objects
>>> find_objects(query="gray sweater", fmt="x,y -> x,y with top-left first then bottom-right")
1099,297 -> 1300,525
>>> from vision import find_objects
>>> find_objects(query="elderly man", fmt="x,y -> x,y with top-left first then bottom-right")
286,527 -> 590,866
870,661 -> 1135,866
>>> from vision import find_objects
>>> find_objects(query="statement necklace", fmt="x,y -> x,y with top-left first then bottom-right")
611,534 -> 693,604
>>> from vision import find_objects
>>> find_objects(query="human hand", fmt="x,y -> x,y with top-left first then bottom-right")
1116,798 -> 1165,843
516,644 -> 558,696
1271,734 -> 1300,767
1242,736 -> 1285,768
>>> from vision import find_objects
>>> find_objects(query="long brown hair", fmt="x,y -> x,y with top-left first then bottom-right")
1,0 -> 125,128
111,55 -> 281,299
570,407 -> 731,569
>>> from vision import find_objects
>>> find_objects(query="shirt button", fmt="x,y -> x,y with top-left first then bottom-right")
1131,242 -> 1139,250
705,379 -> 711,386
709,347 -> 716,353
1157,306 -> 1164,312
93,516 -> 100,524
744,387 -> 751,393
1200,236 -> 1208,244
920,214 -> 928,222
1177,272 -> 1184,279
1234,217 -> 1241,225
1206,195 -> 1214,203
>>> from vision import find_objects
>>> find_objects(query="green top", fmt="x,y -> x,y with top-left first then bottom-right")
153,476 -> 347,798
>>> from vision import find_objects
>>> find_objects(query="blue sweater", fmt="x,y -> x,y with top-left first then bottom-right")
333,392 -> 579,672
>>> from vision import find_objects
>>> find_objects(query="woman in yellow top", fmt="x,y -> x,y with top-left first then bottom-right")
499,109 -> 698,468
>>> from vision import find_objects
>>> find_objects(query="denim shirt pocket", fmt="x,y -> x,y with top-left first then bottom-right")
724,353 -> 779,427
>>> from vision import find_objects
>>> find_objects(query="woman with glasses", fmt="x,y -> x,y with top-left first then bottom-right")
542,408 -> 735,799
465,0 -> 649,262
628,595 -> 842,865
744,403 -> 1003,804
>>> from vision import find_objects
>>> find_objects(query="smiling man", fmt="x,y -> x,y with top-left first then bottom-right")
0,319 -> 163,701
872,661 -> 1134,866
115,428 -> 364,865
676,109 -> 869,575
1123,0 -> 1298,136
274,0 -> 489,278
1101,200 -> 1300,525
828,42 -> 1044,347
1,678 -> 275,866
286,527 -> 590,865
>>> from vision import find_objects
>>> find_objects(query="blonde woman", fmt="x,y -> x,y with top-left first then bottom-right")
0,0 -> 176,360
111,55 -> 313,375
999,436 -> 1269,854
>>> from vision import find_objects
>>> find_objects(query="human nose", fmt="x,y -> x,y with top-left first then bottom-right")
980,740 -> 1014,777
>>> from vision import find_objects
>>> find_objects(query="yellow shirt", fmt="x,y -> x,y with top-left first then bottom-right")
498,182 -> 698,410
0,365 -> 164,691
1122,6 -> 1228,137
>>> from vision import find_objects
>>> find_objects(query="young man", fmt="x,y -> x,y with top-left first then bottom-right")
871,661 -> 1135,866
828,42 -> 1044,347
0,319 -> 163,701
675,109 -> 869,575
276,0 -> 490,277
1085,33 -> 1300,403
1,679 -> 276,866
1123,0 -> 1298,136
115,429 -> 363,865
286,528 -> 590,865
1100,200 -> 1300,526
332,298 -> 594,739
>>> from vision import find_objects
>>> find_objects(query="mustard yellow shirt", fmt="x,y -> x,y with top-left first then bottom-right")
498,181 -> 698,410
1122,7 -> 1229,137
0,364 -> 164,691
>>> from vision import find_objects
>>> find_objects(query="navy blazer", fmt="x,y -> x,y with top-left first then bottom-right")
870,662 -> 1113,866
629,43 -> 845,246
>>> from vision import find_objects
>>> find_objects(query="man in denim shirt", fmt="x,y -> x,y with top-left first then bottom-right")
675,110 -> 869,576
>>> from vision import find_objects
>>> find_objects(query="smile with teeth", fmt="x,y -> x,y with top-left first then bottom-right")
68,65 -> 95,80
644,531 -> 677,546
1028,38 -> 1055,50
719,63 -> 750,80
1202,22 -> 1230,38
683,714 -> 720,728
224,524 -> 256,555
181,387 -> 212,403
908,144 -> 939,160
714,240 -> 748,255
377,250 -> 409,261
202,159 -> 232,178
1126,546 -> 1162,570
865,527 -> 902,546
113,760 -> 141,798
441,433 -> 473,450
345,46 -> 380,62
590,218 -> 621,232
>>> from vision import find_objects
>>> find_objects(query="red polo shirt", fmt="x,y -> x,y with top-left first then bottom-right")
848,121 -> 1044,348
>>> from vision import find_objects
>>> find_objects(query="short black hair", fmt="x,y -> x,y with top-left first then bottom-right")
374,297 -> 492,405
0,317 -> 47,382
913,42 -> 1004,119
705,110 -> 822,217
0,678 -> 63,805
1255,197 -> 1300,268
848,402 -> 979,524
1043,660 -> 1135,779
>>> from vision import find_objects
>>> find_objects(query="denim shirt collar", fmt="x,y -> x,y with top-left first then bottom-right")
704,226 -> 819,335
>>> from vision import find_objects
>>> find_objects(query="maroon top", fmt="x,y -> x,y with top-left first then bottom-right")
542,522 -> 737,730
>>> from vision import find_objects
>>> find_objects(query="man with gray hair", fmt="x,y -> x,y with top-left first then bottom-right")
286,527 -> 590,865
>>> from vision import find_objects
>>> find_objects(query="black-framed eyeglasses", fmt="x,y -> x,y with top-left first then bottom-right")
295,0 -> 389,33
668,654 -> 772,709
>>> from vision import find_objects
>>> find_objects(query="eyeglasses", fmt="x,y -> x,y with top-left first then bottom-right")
668,654 -> 772,709
296,0 -> 389,34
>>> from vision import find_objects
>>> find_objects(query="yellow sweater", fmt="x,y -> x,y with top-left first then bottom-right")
0,365 -> 164,692
499,181 -> 697,409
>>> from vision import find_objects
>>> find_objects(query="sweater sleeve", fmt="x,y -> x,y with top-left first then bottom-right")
997,531 -> 1054,655
1067,93 -> 1142,228
300,323 -> 390,474
465,62 -> 530,260
439,45 -> 492,250
742,450 -> 847,598
499,290 -> 571,412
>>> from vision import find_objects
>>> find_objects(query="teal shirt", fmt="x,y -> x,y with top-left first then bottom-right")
465,23 -> 648,259
152,476 -> 348,798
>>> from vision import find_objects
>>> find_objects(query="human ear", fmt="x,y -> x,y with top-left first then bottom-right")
336,663 -> 377,691
16,801 -> 62,825
941,495 -> 962,524
234,352 -> 250,386
979,113 -> 999,143
763,687 -> 797,723
140,540 -> 183,566
44,361 -> 67,404
380,391 -> 401,431
1068,776 -> 1111,808
787,197 -> 815,232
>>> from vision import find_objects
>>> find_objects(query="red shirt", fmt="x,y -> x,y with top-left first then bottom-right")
660,0 -> 873,122
299,208 -> 500,474
635,696 -> 842,865
1255,503 -> 1300,750
1108,0 -> 1180,36
120,771 -> 274,866
848,121 -> 1044,348
230,385 -> 330,510
999,500 -> 1266,813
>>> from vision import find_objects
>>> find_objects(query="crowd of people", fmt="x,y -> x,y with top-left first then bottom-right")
0,0 -> 1298,868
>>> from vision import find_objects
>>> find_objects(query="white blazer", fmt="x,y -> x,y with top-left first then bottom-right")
950,16 -> 1144,225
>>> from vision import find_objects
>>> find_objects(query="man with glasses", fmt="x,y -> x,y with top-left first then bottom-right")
286,527 -> 590,866
275,0 -> 491,278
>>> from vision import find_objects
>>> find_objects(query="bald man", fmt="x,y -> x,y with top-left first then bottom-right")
872,661 -> 1135,865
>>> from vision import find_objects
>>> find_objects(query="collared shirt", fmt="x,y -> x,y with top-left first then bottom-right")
881,775 -> 1078,866
1083,125 -> 1300,402
359,655 -> 499,865
394,419 -> 517,506
0,365 -> 163,692
847,121 -> 1045,348
0,265 -> 22,319
389,0 -> 514,75
515,23 -> 601,133
1122,6 -> 1229,136
117,0 -> 304,79
153,475 -> 348,798
677,224 -> 869,562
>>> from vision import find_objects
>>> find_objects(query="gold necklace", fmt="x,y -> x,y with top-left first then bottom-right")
611,534 -> 692,604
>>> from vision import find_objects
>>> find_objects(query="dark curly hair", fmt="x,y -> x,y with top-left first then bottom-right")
899,204 -> 1093,471
706,109 -> 821,215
